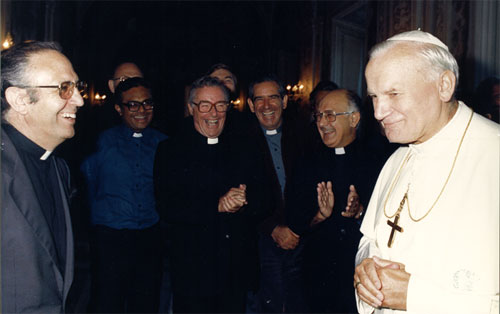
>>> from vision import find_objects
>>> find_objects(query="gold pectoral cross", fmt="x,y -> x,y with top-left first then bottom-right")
387,193 -> 406,248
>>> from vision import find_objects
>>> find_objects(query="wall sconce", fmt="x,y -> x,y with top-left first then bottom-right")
231,98 -> 242,111
286,83 -> 305,96
95,93 -> 107,101
92,92 -> 107,106
2,32 -> 14,50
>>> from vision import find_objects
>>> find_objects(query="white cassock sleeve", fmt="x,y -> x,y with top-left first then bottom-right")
355,167 -> 385,314
355,236 -> 378,314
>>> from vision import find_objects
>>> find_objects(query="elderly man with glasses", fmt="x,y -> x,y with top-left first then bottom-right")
81,77 -> 166,313
287,89 -> 386,313
154,76 -> 272,313
1,41 -> 85,313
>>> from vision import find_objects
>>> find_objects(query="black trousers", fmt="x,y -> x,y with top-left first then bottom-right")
172,289 -> 247,314
255,234 -> 307,313
89,224 -> 162,313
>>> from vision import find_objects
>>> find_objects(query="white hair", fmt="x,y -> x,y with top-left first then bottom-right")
369,30 -> 459,85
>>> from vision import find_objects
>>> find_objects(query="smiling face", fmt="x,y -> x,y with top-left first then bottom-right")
210,68 -> 236,93
20,50 -> 84,150
115,86 -> 153,132
188,86 -> 227,138
365,43 -> 455,144
248,81 -> 288,130
316,90 -> 359,148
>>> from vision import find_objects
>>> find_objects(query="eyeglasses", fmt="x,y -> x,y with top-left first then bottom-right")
15,80 -> 88,100
112,76 -> 132,83
191,100 -> 229,113
314,110 -> 354,123
121,99 -> 154,112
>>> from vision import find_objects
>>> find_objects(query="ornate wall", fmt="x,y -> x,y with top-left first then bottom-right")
372,0 -> 498,92
375,1 -> 468,66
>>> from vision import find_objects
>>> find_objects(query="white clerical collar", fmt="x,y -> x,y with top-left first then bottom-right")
207,137 -> 219,145
266,129 -> 278,135
133,132 -> 143,138
40,150 -> 53,160
335,147 -> 346,155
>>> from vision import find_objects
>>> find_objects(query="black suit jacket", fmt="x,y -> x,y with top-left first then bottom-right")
1,129 -> 74,313
154,117 -> 272,296
249,114 -> 313,235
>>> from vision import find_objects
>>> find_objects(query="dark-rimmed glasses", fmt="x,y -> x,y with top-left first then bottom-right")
314,110 -> 354,123
121,99 -> 154,112
191,100 -> 229,113
15,80 -> 88,100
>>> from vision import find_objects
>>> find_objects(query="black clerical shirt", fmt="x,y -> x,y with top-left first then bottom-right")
2,123 -> 67,273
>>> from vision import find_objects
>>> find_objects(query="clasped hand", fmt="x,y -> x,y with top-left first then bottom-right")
218,184 -> 247,213
354,256 -> 410,310
271,226 -> 300,250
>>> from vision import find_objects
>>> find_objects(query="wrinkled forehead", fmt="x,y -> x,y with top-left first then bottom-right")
210,68 -> 234,80
27,50 -> 77,84
194,85 -> 226,101
368,43 -> 427,72
253,81 -> 280,96
114,63 -> 143,78
318,91 -> 349,112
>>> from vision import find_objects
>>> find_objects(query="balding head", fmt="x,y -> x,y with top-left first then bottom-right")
108,62 -> 143,93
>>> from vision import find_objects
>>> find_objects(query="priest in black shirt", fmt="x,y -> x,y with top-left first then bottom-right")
154,76 -> 272,313
287,89 -> 385,313
1,41 -> 85,313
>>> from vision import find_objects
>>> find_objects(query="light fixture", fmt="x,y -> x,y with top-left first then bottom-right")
2,32 -> 14,50
287,82 -> 305,96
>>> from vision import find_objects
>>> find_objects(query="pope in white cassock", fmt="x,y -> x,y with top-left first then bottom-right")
354,30 -> 499,314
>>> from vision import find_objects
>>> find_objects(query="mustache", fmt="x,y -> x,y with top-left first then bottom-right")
319,126 -> 335,133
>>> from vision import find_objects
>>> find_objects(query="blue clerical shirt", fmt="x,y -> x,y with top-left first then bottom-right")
81,124 -> 167,230
263,126 -> 286,195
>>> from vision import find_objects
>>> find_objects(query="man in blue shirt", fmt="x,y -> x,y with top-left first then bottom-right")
81,77 -> 167,313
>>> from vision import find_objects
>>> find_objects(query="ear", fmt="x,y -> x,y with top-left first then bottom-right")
114,104 -> 122,116
350,112 -> 361,128
438,70 -> 456,102
187,103 -> 194,116
108,80 -> 115,93
282,95 -> 288,110
247,98 -> 255,113
5,87 -> 31,115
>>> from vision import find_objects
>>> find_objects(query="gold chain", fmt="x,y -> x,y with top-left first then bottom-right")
383,153 -> 412,219
384,109 -> 474,221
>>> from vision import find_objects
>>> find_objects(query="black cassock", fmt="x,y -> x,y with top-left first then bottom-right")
154,117 -> 272,312
287,139 -> 385,313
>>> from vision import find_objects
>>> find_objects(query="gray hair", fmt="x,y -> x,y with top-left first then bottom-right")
248,75 -> 286,100
1,41 -> 62,115
369,32 -> 459,86
188,76 -> 230,106
345,89 -> 361,113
